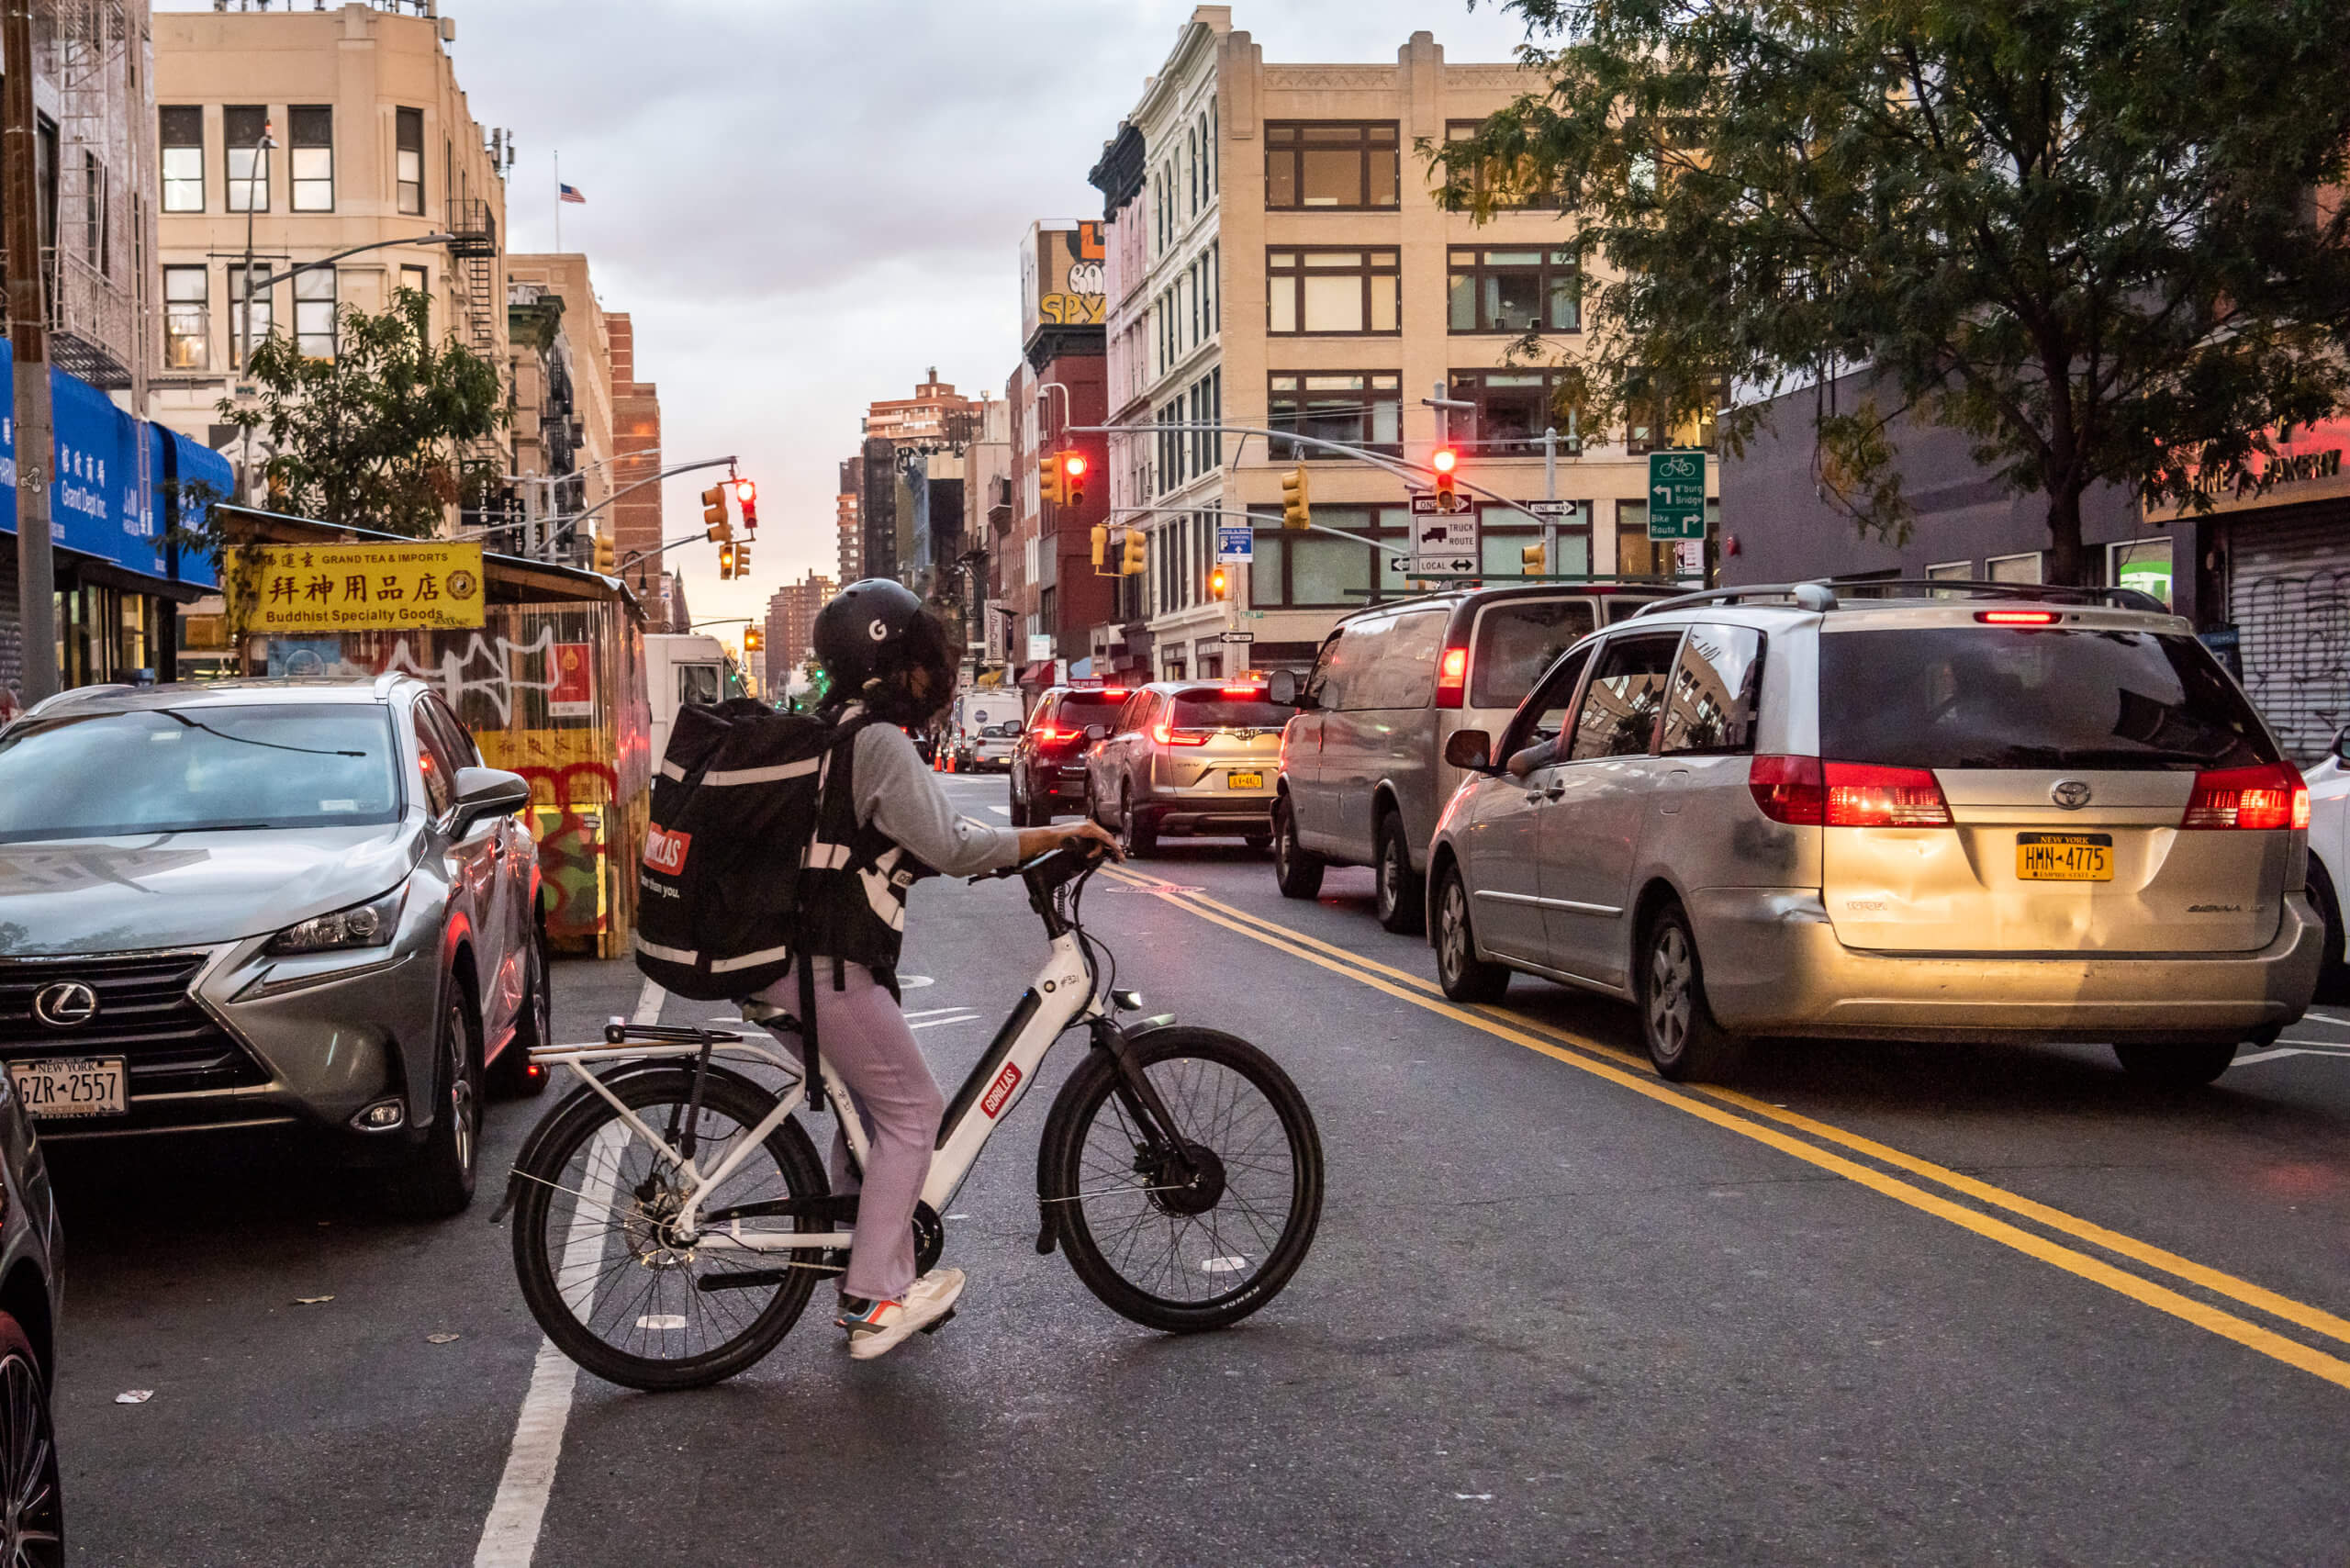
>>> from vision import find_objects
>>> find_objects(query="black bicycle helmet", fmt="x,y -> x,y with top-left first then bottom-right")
811,578 -> 957,725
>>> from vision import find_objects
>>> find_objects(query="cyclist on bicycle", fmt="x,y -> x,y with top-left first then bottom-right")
761,579 -> 1116,1361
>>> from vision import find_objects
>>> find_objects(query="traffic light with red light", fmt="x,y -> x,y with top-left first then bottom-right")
734,478 -> 758,533
1060,451 -> 1088,508
1431,446 -> 1461,512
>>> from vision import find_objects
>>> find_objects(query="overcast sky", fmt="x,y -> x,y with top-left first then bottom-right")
167,1 -> 1550,634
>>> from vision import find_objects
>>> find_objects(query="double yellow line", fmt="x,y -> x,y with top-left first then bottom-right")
1099,863 -> 2350,1393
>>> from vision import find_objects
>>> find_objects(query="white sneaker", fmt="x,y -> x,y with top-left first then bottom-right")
842,1268 -> 966,1361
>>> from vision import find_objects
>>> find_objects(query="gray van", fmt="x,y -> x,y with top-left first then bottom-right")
1269,584 -> 1671,931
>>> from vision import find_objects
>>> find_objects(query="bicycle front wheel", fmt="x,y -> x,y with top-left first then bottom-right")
1041,1027 -> 1323,1332
510,1066 -> 828,1391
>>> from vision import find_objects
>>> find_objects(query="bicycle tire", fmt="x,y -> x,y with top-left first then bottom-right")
510,1067 -> 828,1391
1040,1027 -> 1323,1332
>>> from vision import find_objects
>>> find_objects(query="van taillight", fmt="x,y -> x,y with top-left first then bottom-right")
1748,756 -> 1953,826
1435,646 -> 1469,710
2182,761 -> 2308,831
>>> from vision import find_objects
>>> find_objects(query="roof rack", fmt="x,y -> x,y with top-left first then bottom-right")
1631,578 -> 2171,618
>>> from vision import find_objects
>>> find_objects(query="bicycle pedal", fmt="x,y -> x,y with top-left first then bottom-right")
918,1307 -> 957,1337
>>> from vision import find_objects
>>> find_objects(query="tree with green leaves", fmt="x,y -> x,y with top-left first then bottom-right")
1438,0 -> 2350,583
214,287 -> 508,539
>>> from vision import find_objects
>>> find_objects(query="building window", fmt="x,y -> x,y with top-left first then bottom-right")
1443,120 -> 1561,209
2109,539 -> 2173,608
1616,499 -> 1712,581
224,105 -> 269,213
1270,372 -> 1402,459
1264,122 -> 1399,210
399,264 -> 430,328
1925,560 -> 1974,583
228,263 -> 273,364
1268,249 -> 1399,336
160,106 -> 203,213
1449,248 -> 1579,333
1625,376 -> 1722,454
1482,502 -> 1592,577
396,106 -> 424,216
1248,505 -> 1414,608
1987,550 -> 2043,585
289,106 -> 332,211
163,265 -> 208,370
295,267 -> 338,359
1447,368 -> 1579,457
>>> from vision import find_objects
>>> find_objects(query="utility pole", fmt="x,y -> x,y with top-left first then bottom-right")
5,0 -> 57,701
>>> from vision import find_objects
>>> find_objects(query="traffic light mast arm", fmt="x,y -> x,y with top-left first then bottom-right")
527,454 -> 743,547
1069,422 -> 1563,521
1107,503 -> 1392,554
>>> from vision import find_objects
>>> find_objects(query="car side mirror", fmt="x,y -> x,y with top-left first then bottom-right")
2335,724 -> 2349,762
1084,723 -> 1109,743
1269,668 -> 1314,711
449,766 -> 532,835
1444,729 -> 1495,773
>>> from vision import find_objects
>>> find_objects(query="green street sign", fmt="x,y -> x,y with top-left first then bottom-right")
1648,450 -> 1707,540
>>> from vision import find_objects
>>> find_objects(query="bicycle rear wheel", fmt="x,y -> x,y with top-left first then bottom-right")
510,1066 -> 827,1391
1040,1027 -> 1323,1332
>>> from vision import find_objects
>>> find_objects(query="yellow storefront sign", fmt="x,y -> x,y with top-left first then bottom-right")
225,543 -> 487,633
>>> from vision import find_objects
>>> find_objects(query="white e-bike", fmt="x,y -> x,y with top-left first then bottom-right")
501,844 -> 1324,1391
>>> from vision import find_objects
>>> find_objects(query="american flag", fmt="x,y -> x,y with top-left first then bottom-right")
559,183 -> 586,205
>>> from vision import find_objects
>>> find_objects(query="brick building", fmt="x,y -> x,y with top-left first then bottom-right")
765,571 -> 836,677
609,313 -> 681,628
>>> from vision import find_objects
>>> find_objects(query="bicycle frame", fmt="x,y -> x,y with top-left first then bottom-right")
524,928 -> 1106,1255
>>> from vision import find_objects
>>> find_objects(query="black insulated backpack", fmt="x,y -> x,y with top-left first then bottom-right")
633,698 -> 870,1001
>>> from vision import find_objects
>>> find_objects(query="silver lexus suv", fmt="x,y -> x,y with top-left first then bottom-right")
1427,581 -> 2322,1085
0,678 -> 545,1213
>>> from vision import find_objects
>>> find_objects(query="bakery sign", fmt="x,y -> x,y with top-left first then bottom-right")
224,542 -> 487,633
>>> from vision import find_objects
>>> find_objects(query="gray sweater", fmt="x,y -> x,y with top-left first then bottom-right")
851,721 -> 1022,878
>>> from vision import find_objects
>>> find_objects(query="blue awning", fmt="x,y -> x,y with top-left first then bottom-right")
0,339 -> 227,591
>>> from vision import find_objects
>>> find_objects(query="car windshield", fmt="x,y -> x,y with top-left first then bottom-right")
0,703 -> 404,843
1170,694 -> 1292,729
1817,627 -> 2277,771
1471,599 -> 1599,709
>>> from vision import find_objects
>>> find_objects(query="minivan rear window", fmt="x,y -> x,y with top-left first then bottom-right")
1171,694 -> 1292,730
1472,599 -> 1599,710
1818,627 -> 2277,771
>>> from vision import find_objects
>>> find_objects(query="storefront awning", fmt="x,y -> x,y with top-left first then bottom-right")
1017,659 -> 1057,688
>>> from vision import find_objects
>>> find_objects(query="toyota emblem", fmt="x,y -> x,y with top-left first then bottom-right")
2051,779 -> 2093,811
31,981 -> 99,1029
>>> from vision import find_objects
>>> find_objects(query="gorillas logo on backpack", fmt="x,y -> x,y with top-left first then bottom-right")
643,823 -> 692,875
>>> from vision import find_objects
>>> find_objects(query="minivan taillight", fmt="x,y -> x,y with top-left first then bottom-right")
2182,761 -> 2309,831
1748,755 -> 1825,824
1435,646 -> 1469,710
1748,756 -> 1953,827
1823,762 -> 1953,827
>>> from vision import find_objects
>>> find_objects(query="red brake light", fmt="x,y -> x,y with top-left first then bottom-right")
1221,685 -> 1263,697
2182,762 -> 2307,831
1100,689 -> 1128,699
1749,755 -> 1825,824
1151,723 -> 1207,746
1435,646 -> 1469,709
1976,610 -> 2060,625
1823,762 -> 1953,827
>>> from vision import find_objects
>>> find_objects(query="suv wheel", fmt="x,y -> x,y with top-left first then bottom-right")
2111,1040 -> 2239,1086
1117,786 -> 1157,858
393,988 -> 483,1216
1272,796 -> 1324,900
1639,902 -> 1739,1082
1434,864 -> 1509,1002
1373,811 -> 1426,935
1007,775 -> 1035,828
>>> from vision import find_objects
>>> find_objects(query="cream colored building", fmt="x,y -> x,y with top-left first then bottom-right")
1101,7 -> 1719,680
506,252 -> 618,562
151,0 -> 512,521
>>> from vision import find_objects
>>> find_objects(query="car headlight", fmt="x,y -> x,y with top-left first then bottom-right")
268,885 -> 408,955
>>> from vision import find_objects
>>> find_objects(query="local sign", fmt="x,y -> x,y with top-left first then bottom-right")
224,542 -> 486,633
1648,451 -> 1707,541
1409,512 -> 1479,577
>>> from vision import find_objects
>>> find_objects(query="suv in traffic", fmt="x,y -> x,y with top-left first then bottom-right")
1009,685 -> 1130,825
1269,584 -> 1671,931
1427,582 -> 2322,1084
1085,681 -> 1295,856
0,677 -> 547,1213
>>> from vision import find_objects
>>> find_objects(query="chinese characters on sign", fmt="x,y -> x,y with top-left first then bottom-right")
223,543 -> 487,633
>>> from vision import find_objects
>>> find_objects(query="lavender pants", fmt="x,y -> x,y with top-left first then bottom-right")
755,960 -> 942,1303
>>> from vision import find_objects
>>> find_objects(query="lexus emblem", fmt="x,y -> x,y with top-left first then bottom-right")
31,981 -> 98,1029
2051,779 -> 2093,811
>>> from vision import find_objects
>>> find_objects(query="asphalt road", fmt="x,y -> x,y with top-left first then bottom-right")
43,768 -> 2350,1565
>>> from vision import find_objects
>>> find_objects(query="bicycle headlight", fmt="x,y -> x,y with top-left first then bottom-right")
268,885 -> 408,955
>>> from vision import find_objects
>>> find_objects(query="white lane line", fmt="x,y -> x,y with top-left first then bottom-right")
909,1012 -> 982,1031
2238,1046 -> 2350,1066
987,806 -> 1012,816
901,1006 -> 971,1020
474,981 -> 664,1566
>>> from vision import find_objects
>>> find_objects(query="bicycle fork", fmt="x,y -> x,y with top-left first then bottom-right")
1035,1016 -> 1197,1257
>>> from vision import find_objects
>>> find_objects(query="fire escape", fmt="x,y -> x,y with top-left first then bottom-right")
444,197 -> 498,351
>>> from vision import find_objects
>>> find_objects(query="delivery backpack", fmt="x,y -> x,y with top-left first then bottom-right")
633,698 -> 876,1002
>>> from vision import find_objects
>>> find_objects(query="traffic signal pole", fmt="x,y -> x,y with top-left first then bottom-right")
1068,421 -> 1560,521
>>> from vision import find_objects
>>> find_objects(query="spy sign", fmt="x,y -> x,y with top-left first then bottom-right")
1648,451 -> 1707,541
